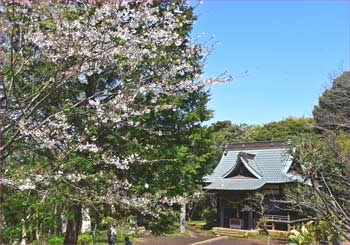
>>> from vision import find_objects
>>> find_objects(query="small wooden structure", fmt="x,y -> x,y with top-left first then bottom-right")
212,227 -> 291,241
203,141 -> 305,231
265,214 -> 314,231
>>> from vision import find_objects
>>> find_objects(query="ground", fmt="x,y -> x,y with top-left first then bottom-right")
135,226 -> 288,245
135,225 -> 215,245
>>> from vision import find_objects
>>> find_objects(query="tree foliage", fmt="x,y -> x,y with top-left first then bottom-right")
287,134 -> 350,241
0,1 -> 230,243
252,117 -> 315,141
210,117 -> 315,151
313,71 -> 350,131
287,71 -> 350,241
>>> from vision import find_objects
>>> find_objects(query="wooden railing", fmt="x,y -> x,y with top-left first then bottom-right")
265,214 -> 289,221
264,214 -> 312,231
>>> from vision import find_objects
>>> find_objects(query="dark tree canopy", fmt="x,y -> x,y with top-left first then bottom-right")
313,71 -> 350,131
210,117 -> 315,150
252,117 -> 315,141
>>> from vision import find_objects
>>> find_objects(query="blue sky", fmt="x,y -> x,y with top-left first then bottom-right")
191,0 -> 350,125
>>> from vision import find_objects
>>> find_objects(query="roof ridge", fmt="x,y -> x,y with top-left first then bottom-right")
225,140 -> 291,151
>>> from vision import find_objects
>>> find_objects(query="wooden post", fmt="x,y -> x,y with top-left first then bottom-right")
216,196 -> 220,226
248,210 -> 253,230
220,198 -> 224,227
287,213 -> 290,231
272,222 -> 275,230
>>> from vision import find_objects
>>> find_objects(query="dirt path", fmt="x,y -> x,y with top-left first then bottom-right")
135,226 -> 216,245
136,234 -> 288,245
135,226 -> 289,245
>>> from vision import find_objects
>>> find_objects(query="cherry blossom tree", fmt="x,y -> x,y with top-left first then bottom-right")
0,1 -> 231,243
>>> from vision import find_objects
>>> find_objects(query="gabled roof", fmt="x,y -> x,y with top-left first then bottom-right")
203,140 -> 295,191
222,152 -> 263,179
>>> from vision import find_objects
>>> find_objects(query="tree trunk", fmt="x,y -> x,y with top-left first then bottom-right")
0,163 -> 4,243
0,113 -> 4,242
62,212 -> 67,234
36,220 -> 41,241
180,201 -> 186,233
36,211 -> 42,241
21,218 -> 26,245
0,21 -> 8,245
63,203 -> 82,245
49,203 -> 57,235
81,207 -> 91,233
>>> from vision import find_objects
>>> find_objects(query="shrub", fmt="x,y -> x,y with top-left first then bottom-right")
289,221 -> 315,245
144,215 -> 178,235
47,235 -> 64,245
78,233 -> 93,245
202,207 -> 217,229
94,230 -> 108,242
1,225 -> 22,244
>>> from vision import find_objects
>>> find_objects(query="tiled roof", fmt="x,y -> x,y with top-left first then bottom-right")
203,141 -> 295,191
240,156 -> 263,178
205,179 -> 266,190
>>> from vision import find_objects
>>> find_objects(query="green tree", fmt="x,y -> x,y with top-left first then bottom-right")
125,91 -> 217,233
210,121 -> 258,149
252,117 -> 315,141
287,134 -> 350,241
210,117 -> 315,160
313,71 -> 350,131
287,71 -> 350,241
211,117 -> 314,150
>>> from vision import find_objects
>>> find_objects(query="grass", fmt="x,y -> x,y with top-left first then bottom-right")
30,230 -> 142,245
